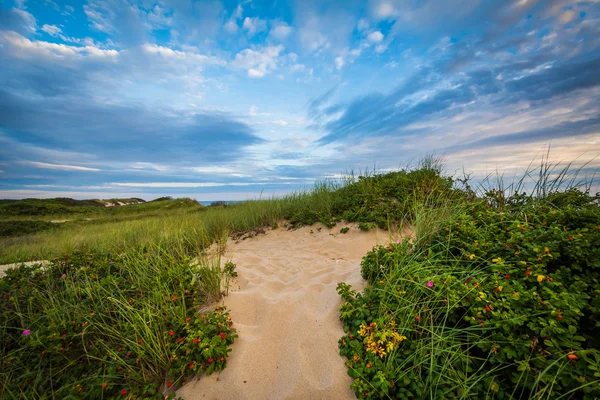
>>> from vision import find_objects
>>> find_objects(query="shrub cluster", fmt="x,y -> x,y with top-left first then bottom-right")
338,188 -> 600,399
1,251 -> 237,399
283,164 -> 455,229
0,220 -> 57,237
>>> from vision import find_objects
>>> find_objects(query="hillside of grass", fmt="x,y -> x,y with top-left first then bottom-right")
0,197 -> 145,217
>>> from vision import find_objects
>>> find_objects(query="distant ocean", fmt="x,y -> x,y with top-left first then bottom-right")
197,200 -> 245,206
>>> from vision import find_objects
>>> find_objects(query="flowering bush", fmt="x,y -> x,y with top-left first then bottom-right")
338,188 -> 600,399
0,250 -> 237,399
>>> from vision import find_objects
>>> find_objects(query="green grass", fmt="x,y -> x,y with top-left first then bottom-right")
1,247 -> 238,399
337,156 -> 600,399
2,154 -> 599,399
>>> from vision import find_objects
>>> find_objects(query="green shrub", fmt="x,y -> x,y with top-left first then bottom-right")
0,250 -> 237,399
338,189 -> 600,399
358,222 -> 377,231
340,227 -> 350,234
332,164 -> 455,229
0,220 -> 57,237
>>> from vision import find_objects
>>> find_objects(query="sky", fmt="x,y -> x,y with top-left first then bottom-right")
0,0 -> 599,201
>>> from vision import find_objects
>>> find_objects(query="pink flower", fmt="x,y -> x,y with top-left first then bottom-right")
23,329 -> 31,336
427,281 -> 434,288
396,240 -> 400,245
61,274 -> 66,279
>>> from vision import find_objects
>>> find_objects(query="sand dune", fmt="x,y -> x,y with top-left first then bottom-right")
178,223 -> 390,400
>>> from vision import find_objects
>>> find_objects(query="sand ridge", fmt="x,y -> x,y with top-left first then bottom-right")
178,223 -> 390,400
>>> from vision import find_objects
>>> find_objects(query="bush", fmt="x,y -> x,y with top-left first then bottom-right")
332,165 -> 455,229
0,220 -> 57,237
358,222 -> 377,231
338,189 -> 600,399
0,250 -> 237,399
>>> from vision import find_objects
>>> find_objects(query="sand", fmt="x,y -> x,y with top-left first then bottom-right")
177,223 -> 391,400
0,260 -> 50,277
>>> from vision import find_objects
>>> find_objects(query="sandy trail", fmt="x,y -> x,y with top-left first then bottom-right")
178,223 -> 390,400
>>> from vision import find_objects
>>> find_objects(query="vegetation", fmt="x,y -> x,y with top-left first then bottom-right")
336,162 -> 600,399
1,155 -> 598,399
1,248 -> 238,399
0,220 -> 57,237
0,198 -> 144,217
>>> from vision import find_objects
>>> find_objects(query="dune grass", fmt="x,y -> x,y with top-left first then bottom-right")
337,157 -> 600,399
2,154 -> 598,399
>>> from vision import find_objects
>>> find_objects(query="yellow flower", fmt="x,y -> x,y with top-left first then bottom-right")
466,253 -> 475,260
537,275 -> 545,282
520,261 -> 527,265
478,292 -> 486,299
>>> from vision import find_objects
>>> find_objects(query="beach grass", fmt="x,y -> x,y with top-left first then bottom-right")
1,155 -> 599,399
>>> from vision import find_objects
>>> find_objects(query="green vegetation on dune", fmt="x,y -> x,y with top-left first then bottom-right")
0,197 -> 145,217
1,248 -> 238,399
337,168 -> 600,399
1,157 -> 599,399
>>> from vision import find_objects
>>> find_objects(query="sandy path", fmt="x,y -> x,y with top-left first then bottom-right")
0,260 -> 50,277
178,223 -> 390,400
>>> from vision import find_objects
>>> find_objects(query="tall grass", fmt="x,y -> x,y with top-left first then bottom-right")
340,154 -> 599,399
1,244 -> 238,398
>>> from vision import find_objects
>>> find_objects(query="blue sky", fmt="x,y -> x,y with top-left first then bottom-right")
0,0 -> 599,201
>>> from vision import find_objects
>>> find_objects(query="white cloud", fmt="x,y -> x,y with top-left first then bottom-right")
290,63 -> 306,72
130,162 -> 169,172
223,4 -> 244,34
223,19 -> 238,34
112,182 -> 250,188
23,161 -> 101,172
367,31 -> 384,43
62,4 -> 75,16
373,2 -> 396,19
243,17 -> 267,36
83,2 -> 114,33
0,31 -> 119,60
232,4 -> 243,19
233,45 -> 284,78
298,16 -> 329,52
12,7 -> 37,33
357,18 -> 369,31
335,56 -> 344,70
141,44 -> 225,66
349,48 -> 362,57
375,44 -> 387,53
270,23 -> 292,40
192,166 -> 236,174
0,170 -> 4,173
44,0 -> 60,11
41,24 -> 62,36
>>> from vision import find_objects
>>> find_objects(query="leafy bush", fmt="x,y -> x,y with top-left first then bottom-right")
338,188 -> 600,399
340,227 -> 350,234
358,222 -> 377,231
332,164 -> 455,229
283,162 -> 456,229
0,220 -> 57,237
1,250 -> 237,399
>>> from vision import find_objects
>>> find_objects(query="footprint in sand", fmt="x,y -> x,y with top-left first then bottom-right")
177,224 -> 388,400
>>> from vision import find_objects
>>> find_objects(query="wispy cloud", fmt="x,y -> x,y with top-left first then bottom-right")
0,0 -> 598,200
23,161 -> 101,172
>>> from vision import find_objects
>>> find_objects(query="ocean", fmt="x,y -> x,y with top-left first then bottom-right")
197,200 -> 245,206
